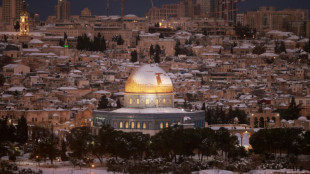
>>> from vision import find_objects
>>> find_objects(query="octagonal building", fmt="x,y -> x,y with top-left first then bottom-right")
93,64 -> 205,135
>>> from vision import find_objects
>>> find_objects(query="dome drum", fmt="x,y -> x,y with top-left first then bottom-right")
124,93 -> 174,108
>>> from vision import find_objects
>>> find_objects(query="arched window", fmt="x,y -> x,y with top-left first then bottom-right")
146,99 -> 149,105
129,98 -> 132,104
143,122 -> 146,129
131,122 -> 135,129
137,122 -> 141,129
165,122 -> 169,128
137,98 -> 140,104
163,98 -> 166,104
125,122 -> 129,128
155,98 -> 159,105
160,122 -> 164,129
119,122 -> 123,128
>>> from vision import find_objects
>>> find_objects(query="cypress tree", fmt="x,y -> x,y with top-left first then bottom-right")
98,95 -> 109,109
16,116 -> 28,144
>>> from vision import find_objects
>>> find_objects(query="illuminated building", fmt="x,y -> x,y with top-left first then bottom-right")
19,0 -> 29,36
93,64 -> 205,135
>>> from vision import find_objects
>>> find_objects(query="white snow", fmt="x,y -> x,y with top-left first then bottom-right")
127,64 -> 172,87
110,107 -> 190,114
199,169 -> 233,174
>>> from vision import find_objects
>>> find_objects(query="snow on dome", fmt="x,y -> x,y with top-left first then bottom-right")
281,119 -> 287,122
24,92 -> 34,97
29,39 -> 44,44
125,64 -> 173,93
111,107 -> 187,114
298,116 -> 307,121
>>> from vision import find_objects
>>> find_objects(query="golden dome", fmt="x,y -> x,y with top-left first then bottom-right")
125,64 -> 173,94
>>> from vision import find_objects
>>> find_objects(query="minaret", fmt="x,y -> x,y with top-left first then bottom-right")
19,0 -> 29,36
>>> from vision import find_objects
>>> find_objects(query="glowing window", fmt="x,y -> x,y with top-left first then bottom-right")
143,122 -> 146,129
137,98 -> 140,104
155,98 -> 159,105
125,122 -> 129,128
131,122 -> 135,129
119,122 -> 123,128
166,122 -> 169,128
129,98 -> 132,104
163,98 -> 166,104
160,122 -> 164,129
146,99 -> 149,105
137,122 -> 141,129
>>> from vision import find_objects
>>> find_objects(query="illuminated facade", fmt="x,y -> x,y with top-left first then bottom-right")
93,64 -> 205,135
19,0 -> 29,36
124,64 -> 174,108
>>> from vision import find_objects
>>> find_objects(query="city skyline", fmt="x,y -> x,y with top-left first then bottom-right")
1,0 -> 310,20
0,0 -> 310,173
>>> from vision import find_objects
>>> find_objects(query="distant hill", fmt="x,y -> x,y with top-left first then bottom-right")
0,0 -> 309,21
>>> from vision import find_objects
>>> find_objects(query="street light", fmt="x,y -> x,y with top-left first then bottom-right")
35,156 -> 39,168
90,164 -> 94,174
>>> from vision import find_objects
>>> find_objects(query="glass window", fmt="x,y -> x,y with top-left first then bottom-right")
156,98 -> 159,105
131,122 -> 135,129
137,122 -> 141,129
143,122 -> 146,129
129,98 -> 132,104
146,99 -> 149,105
137,98 -> 140,104
125,122 -> 129,128
163,98 -> 166,104
165,122 -> 169,128
160,122 -> 164,129
119,122 -> 123,128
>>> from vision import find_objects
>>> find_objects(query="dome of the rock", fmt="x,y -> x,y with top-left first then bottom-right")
125,64 -> 173,94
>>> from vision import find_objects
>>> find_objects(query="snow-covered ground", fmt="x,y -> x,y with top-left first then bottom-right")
249,169 -> 310,174
199,169 -> 233,174
22,167 -> 113,174
19,165 -> 310,174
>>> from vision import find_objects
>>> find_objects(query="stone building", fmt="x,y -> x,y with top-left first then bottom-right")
243,7 -> 308,36
93,64 -> 205,135
146,0 -> 201,23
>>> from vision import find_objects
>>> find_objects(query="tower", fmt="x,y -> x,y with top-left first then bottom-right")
19,0 -> 29,35
55,0 -> 71,21
2,0 -> 23,25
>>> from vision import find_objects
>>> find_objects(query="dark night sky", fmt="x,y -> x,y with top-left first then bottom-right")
1,0 -> 310,20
